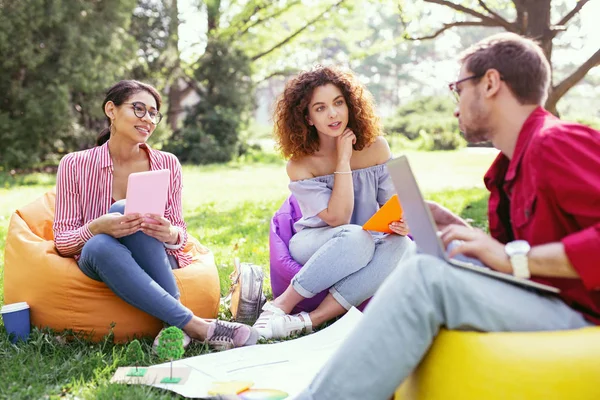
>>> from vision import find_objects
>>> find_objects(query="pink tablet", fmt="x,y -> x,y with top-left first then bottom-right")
124,169 -> 170,223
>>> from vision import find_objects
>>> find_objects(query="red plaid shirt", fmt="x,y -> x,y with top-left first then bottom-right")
485,107 -> 600,325
53,141 -> 192,268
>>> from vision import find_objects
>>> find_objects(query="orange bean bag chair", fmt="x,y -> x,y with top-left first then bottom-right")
3,190 -> 220,342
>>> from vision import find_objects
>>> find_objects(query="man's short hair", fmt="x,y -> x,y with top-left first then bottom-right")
460,32 -> 551,105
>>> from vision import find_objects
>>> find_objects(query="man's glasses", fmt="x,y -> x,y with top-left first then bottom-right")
448,75 -> 483,103
123,102 -> 163,125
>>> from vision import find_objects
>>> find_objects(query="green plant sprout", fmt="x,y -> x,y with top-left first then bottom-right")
125,339 -> 147,377
156,327 -> 185,384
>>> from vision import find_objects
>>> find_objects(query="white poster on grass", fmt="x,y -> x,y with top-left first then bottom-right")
148,307 -> 362,398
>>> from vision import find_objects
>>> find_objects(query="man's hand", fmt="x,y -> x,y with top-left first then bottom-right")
141,214 -> 179,244
440,224 -> 512,274
427,201 -> 470,231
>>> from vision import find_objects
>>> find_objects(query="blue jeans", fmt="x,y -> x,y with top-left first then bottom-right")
294,253 -> 593,400
77,201 -> 193,329
289,224 -> 416,309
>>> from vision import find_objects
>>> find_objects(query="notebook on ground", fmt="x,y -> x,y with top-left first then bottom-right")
362,194 -> 403,234
386,155 -> 559,294
124,169 -> 170,223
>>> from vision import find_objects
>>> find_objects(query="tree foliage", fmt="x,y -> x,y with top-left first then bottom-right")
385,96 -> 465,150
125,339 -> 145,368
165,39 -> 254,163
2,0 -> 596,169
164,0 -> 354,164
155,326 -> 185,361
0,0 -> 138,170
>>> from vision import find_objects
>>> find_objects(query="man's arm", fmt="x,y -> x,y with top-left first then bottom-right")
442,225 -> 579,279
536,129 -> 600,290
528,242 -> 579,278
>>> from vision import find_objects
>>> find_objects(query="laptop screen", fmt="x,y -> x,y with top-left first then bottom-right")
386,156 -> 447,259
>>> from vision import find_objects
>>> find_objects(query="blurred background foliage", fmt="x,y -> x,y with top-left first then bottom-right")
1,0 -> 598,171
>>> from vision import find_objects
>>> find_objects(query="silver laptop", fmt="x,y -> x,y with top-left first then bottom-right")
387,156 -> 559,294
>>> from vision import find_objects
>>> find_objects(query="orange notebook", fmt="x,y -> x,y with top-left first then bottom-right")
362,194 -> 403,234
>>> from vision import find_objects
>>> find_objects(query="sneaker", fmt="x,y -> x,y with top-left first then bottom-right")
205,320 -> 259,351
271,312 -> 313,339
253,302 -> 287,339
253,302 -> 313,340
152,327 -> 192,354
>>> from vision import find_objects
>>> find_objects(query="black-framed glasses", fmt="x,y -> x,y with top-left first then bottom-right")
448,74 -> 483,103
123,102 -> 163,125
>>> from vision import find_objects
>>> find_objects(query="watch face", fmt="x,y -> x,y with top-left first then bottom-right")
506,240 -> 531,256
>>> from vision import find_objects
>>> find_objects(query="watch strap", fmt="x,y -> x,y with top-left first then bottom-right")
511,253 -> 530,279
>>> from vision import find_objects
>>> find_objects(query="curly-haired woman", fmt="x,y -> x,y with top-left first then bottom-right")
253,66 -> 416,339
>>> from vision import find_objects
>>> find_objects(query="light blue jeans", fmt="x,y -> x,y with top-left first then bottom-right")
294,253 -> 594,400
289,224 -> 416,309
78,201 -> 193,329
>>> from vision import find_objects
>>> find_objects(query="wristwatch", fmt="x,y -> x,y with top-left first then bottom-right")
505,240 -> 531,279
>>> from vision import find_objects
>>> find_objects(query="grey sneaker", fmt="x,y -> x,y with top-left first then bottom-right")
206,320 -> 259,351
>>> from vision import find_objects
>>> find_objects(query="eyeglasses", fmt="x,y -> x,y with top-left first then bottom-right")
448,75 -> 483,103
123,102 -> 163,125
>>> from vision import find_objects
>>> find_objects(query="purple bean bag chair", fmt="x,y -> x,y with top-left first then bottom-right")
269,195 -> 369,314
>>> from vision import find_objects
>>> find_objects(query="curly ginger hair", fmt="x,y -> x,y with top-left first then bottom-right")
273,66 -> 382,160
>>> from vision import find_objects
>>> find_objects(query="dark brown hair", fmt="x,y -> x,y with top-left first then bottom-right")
460,32 -> 550,105
273,66 -> 381,160
96,80 -> 162,146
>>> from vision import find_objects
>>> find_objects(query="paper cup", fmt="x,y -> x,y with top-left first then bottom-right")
1,302 -> 31,343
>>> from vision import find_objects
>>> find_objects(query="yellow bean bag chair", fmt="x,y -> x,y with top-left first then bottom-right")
3,190 -> 220,343
395,327 -> 600,400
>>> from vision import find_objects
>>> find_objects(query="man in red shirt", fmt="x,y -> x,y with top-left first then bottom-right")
294,33 -> 599,400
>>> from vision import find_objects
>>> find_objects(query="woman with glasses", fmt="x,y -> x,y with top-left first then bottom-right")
53,80 -> 258,350
253,66 -> 416,340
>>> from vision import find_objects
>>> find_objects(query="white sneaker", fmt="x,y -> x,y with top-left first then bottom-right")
253,302 -> 286,339
253,302 -> 313,339
271,312 -> 313,339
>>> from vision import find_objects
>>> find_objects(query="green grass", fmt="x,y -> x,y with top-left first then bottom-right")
0,149 -> 497,399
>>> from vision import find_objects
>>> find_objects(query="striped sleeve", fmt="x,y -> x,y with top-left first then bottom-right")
164,155 -> 188,252
53,154 -> 94,257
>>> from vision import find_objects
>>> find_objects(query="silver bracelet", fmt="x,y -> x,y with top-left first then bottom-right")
334,171 -> 353,174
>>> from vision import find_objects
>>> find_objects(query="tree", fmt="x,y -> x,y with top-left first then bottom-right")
0,0 -> 138,170
164,0 -> 353,164
129,0 -> 183,137
398,0 -> 600,115
155,326 -> 185,383
124,339 -> 147,377
165,40 -> 254,163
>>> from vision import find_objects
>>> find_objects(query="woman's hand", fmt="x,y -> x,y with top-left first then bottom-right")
336,128 -> 356,166
389,219 -> 409,236
141,214 -> 179,244
89,213 -> 144,238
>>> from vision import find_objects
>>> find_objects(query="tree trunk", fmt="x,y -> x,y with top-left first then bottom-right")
516,0 -> 553,60
514,0 -> 559,113
167,80 -> 185,132
165,0 -> 183,132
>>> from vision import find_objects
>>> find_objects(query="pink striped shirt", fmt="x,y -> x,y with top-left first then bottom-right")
53,141 -> 193,268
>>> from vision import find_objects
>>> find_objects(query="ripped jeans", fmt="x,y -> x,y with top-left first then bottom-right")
289,224 -> 416,309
